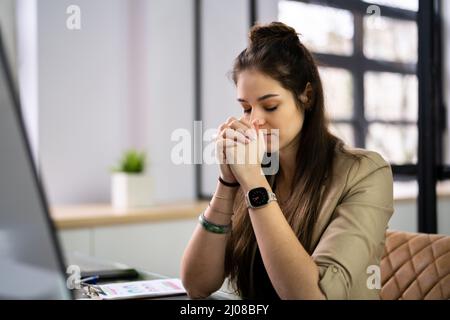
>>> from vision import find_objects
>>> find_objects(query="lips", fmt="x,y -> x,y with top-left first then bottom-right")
261,130 -> 278,138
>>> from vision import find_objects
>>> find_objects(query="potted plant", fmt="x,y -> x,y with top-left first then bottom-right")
111,150 -> 153,209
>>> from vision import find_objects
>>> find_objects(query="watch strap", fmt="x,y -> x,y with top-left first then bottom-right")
268,191 -> 277,203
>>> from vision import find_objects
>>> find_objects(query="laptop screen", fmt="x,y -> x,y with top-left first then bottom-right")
0,31 -> 70,299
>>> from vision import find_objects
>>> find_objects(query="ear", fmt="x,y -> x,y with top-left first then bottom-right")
299,82 -> 313,108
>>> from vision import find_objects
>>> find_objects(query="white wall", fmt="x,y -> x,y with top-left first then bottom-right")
145,0 -> 195,202
16,0 -> 39,165
35,0 -> 195,205
257,0 -> 279,24
0,0 -> 17,84
38,0 -> 129,204
201,0 -> 250,195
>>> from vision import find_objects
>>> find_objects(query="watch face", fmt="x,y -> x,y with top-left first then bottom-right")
248,187 -> 269,207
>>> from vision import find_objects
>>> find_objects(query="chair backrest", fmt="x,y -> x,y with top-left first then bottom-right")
380,230 -> 450,300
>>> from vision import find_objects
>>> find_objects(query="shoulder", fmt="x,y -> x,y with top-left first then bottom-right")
310,146 -> 394,254
332,146 -> 393,205
335,146 -> 390,168
343,147 -> 390,167
334,146 -> 392,182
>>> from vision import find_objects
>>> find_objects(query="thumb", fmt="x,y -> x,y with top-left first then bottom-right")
252,119 -> 260,132
247,120 -> 258,141
256,125 -> 266,156
251,120 -> 265,144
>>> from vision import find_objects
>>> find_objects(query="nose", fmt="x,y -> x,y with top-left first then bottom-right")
250,112 -> 267,128
250,118 -> 266,132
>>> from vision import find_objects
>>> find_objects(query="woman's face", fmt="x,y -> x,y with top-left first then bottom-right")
236,69 -> 305,153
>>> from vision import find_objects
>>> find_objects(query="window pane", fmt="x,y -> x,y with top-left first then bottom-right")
330,123 -> 355,147
366,124 -> 417,164
437,181 -> 450,234
278,1 -> 354,55
319,67 -> 353,119
364,16 -> 418,63
365,72 -> 418,121
362,0 -> 418,12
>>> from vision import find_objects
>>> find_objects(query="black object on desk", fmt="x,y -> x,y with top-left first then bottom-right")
81,268 -> 140,283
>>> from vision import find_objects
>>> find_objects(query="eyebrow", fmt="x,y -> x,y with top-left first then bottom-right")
237,94 -> 280,103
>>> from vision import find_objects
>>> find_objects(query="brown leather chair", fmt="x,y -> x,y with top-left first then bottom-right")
381,230 -> 450,300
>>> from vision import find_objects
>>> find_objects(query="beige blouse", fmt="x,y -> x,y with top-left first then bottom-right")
312,147 -> 394,299
249,147 -> 394,299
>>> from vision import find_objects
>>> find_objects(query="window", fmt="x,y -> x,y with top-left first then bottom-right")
278,2 -> 354,56
278,0 -> 418,169
195,0 -> 445,232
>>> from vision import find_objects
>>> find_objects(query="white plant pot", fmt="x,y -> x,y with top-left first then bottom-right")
111,173 -> 154,209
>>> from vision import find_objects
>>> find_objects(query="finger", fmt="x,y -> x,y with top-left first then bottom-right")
223,139 -> 240,165
245,127 -> 257,141
228,119 -> 254,141
219,117 -> 252,133
221,128 -> 250,144
251,119 -> 263,133
225,125 -> 255,142
217,117 -> 238,133
216,138 -> 237,148
229,123 -> 251,138
217,139 -> 244,163
257,126 -> 267,156
239,116 -> 252,128
226,117 -> 237,126
215,138 -> 236,164
229,118 -> 251,131
218,123 -> 228,133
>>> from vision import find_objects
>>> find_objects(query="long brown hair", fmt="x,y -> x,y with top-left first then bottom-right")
224,22 -> 352,298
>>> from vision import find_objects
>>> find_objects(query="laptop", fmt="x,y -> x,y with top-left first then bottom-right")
0,29 -> 71,299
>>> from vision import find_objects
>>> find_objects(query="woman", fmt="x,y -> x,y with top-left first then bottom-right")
181,21 -> 394,300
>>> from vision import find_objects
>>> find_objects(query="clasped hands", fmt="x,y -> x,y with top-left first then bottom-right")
215,117 -> 267,188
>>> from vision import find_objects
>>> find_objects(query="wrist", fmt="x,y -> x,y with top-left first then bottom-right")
240,174 -> 270,194
215,182 -> 238,201
204,206 -> 233,226
219,174 -> 238,184
218,176 -> 240,188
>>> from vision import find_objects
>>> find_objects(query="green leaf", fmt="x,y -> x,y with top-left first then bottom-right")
111,149 -> 148,174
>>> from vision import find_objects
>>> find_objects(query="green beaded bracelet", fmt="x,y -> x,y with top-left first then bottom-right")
198,212 -> 232,234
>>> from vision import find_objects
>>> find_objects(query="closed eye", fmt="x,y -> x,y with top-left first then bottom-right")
266,105 -> 279,112
243,106 -> 279,114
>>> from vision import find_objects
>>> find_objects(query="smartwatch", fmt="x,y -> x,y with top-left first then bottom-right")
245,187 -> 277,209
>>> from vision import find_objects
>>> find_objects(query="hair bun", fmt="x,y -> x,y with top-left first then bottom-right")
249,21 -> 300,46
